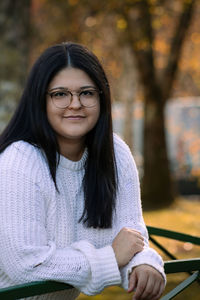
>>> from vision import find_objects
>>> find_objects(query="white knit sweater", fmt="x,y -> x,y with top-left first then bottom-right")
0,134 -> 165,299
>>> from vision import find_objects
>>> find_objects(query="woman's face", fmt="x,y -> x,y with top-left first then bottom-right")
46,67 -> 100,153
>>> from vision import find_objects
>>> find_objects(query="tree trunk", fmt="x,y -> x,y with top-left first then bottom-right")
121,47 -> 137,153
121,0 -> 195,209
142,97 -> 173,209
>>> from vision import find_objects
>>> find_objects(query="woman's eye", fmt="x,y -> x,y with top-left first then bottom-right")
81,90 -> 94,96
54,91 -> 67,97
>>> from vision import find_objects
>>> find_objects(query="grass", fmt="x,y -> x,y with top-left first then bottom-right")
77,197 -> 200,300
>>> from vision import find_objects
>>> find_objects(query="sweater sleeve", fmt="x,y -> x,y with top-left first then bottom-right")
114,142 -> 166,290
0,168 -> 121,295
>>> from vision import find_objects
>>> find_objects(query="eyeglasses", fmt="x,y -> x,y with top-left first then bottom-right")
47,88 -> 102,108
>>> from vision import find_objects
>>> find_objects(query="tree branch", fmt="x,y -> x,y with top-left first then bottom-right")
161,0 -> 196,101
123,0 -> 161,102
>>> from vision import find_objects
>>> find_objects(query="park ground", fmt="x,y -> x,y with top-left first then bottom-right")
78,197 -> 200,300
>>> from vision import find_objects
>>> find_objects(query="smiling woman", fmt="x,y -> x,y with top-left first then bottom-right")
0,42 -> 165,300
46,68 -> 100,160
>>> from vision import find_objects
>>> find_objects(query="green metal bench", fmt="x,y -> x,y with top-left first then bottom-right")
147,226 -> 200,299
0,226 -> 199,299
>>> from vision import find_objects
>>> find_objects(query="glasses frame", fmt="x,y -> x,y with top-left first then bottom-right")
47,88 -> 102,109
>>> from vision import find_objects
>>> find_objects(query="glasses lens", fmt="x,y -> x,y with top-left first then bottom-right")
52,90 -> 71,108
80,90 -> 99,107
49,89 -> 100,108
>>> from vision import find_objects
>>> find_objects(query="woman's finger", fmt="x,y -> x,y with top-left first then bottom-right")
132,271 -> 148,299
150,277 -> 161,299
138,274 -> 153,299
128,270 -> 137,293
156,281 -> 165,299
147,276 -> 165,300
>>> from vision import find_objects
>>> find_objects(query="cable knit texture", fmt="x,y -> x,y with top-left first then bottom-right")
0,134 -> 166,299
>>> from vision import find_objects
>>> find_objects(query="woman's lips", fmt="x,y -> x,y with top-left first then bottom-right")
64,115 -> 86,120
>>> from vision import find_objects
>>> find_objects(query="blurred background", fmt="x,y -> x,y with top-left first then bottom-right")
0,0 -> 199,298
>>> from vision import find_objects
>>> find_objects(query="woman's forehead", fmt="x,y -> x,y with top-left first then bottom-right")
49,67 -> 96,90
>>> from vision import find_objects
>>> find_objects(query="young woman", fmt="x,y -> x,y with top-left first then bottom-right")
0,42 -> 165,300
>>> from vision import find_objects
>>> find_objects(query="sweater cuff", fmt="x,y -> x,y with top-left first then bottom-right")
120,248 -> 166,290
72,241 -> 121,295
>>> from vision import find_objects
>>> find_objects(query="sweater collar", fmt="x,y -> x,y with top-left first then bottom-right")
58,148 -> 88,171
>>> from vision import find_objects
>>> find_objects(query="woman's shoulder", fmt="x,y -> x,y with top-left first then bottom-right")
113,133 -> 137,175
10,140 -> 38,151
0,141 -> 47,176
113,133 -> 133,159
0,140 -> 42,159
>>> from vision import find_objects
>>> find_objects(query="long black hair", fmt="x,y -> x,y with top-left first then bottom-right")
0,42 -> 117,228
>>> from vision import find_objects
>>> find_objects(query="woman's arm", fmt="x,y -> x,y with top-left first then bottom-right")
0,168 -> 121,295
113,138 -> 166,293
128,265 -> 165,300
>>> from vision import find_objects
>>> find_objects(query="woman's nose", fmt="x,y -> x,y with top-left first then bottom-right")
68,94 -> 82,109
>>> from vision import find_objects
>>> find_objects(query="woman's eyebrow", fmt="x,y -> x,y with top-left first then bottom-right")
48,85 -> 96,92
80,85 -> 96,90
48,87 -> 67,92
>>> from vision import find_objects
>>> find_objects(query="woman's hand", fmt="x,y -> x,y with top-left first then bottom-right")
112,227 -> 144,268
128,264 -> 165,300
